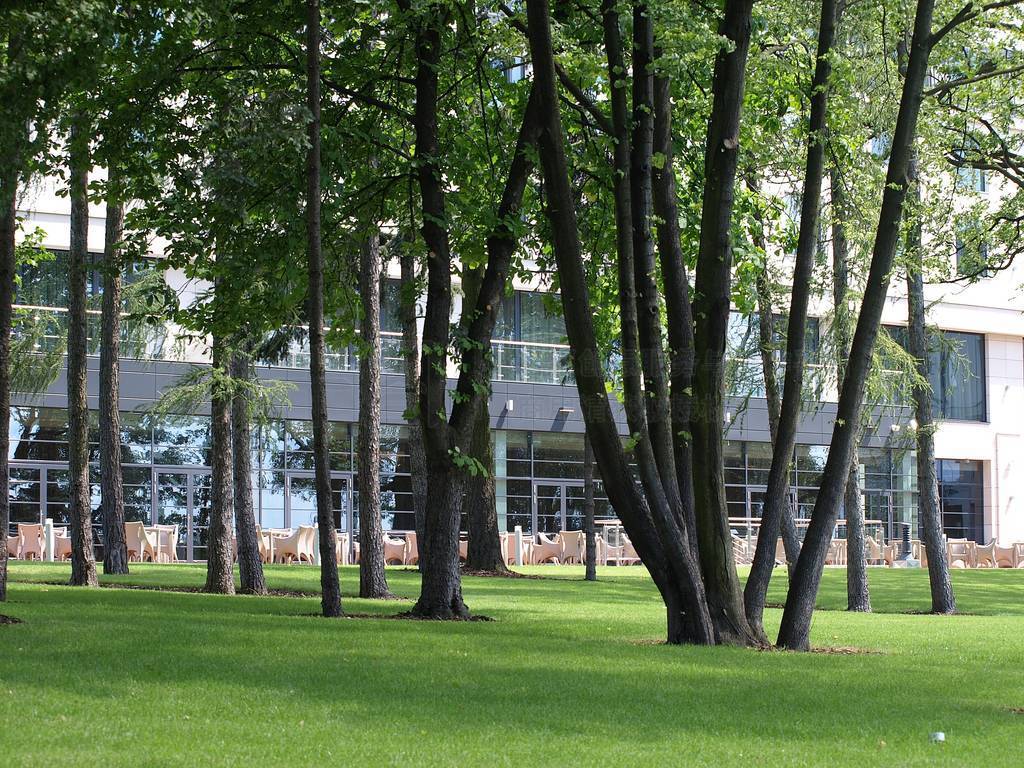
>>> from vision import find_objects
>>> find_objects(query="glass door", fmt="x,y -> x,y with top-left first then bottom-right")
286,474 -> 350,528
155,470 -> 211,561
862,490 -> 894,543
533,481 -> 585,533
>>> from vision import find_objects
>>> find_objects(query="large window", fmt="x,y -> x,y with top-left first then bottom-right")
726,312 -> 821,397
884,327 -> 986,421
937,459 -> 984,541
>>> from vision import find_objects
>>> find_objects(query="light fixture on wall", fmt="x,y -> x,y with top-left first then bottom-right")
557,406 -> 575,415
505,399 -> 514,413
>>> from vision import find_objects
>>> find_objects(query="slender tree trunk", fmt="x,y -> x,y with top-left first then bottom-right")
358,231 -> 393,598
778,0 -> 939,650
528,0 -> 714,645
652,67 -> 699,562
831,166 -> 871,612
744,0 -> 835,639
583,437 -> 597,582
306,0 -> 342,618
0,141 -> 17,602
100,172 -> 128,575
906,156 -> 955,614
67,119 -> 98,587
205,332 -> 235,594
690,0 -> 757,646
399,246 -> 428,568
231,352 -> 266,595
462,266 -> 506,573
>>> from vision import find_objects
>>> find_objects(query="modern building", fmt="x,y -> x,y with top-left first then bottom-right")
10,173 -> 1023,561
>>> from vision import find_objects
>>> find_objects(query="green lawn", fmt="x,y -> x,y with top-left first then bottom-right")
1,563 -> 1022,766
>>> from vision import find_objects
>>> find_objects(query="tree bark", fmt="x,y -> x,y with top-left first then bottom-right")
690,0 -> 757,646
231,352 -> 266,595
0,134 -> 18,602
205,332 -> 235,595
583,436 -> 597,582
528,0 -> 714,645
652,67 -> 699,562
830,166 -> 871,612
399,245 -> 428,569
100,171 -> 128,575
906,156 -> 955,614
462,266 -> 507,573
357,231 -> 393,598
306,0 -> 343,618
67,119 -> 98,587
778,0 -> 939,650
743,0 -> 836,639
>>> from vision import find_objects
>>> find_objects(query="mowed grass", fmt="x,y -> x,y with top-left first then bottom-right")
1,563 -> 1022,766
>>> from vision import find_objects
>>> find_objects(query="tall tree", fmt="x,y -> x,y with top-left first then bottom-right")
778,0 -> 947,650
204,330 -> 235,595
99,169 -> 128,575
357,230 -> 393,598
689,0 -> 758,645
743,0 -> 838,640
67,117 -> 98,588
306,0 -> 343,618
399,245 -> 427,567
0,93 -> 18,602
583,436 -> 597,582
231,351 -> 266,595
905,157 -> 955,614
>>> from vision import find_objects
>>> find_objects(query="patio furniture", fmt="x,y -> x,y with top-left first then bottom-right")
458,538 -> 468,563
125,521 -> 157,563
274,525 -> 316,564
531,533 -> 561,564
619,536 -> 641,566
882,541 -> 898,566
383,534 -> 407,565
974,540 -> 997,568
602,535 -> 624,565
17,524 -> 44,561
827,539 -> 848,566
150,524 -> 180,562
500,532 -> 517,566
994,542 -> 1017,568
558,530 -> 585,564
334,532 -> 348,565
865,536 -> 883,565
53,534 -> 72,561
946,539 -> 973,569
5,534 -> 18,559
403,532 -> 419,566
1015,543 -> 1024,568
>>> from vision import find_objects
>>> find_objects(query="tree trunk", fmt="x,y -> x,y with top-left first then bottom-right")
67,119 -> 98,587
100,172 -> 128,575
399,245 -> 428,569
306,0 -> 343,618
906,156 -> 955,614
0,140 -> 17,602
358,231 -> 393,598
461,265 -> 506,574
652,67 -> 699,562
690,0 -> 757,646
844,445 -> 872,611
583,437 -> 597,582
831,165 -> 871,612
231,352 -> 266,595
528,0 -> 714,645
778,0 -> 938,650
205,332 -> 235,594
744,0 -> 835,639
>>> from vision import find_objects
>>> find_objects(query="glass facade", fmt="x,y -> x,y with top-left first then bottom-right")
726,312 -> 821,398
938,459 -> 985,541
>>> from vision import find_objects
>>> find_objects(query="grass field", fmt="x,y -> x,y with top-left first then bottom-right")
1,563 -> 1022,766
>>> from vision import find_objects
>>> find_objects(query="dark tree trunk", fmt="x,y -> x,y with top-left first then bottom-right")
529,0 -> 714,645
844,444 -> 871,611
399,245 -> 428,568
100,173 -> 128,575
231,352 -> 266,595
205,333 -> 235,594
906,156 -> 955,614
0,141 -> 17,602
462,266 -> 507,574
652,67 -> 699,562
583,437 -> 597,582
358,231 -> 393,598
690,0 -> 757,646
750,203 -> 801,575
306,0 -> 343,618
67,120 -> 98,587
831,167 -> 871,612
744,0 -> 836,639
778,0 -> 939,650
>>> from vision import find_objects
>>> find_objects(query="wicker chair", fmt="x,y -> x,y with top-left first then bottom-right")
383,534 -> 407,565
558,530 -> 585,564
531,533 -> 561,564
17,524 -> 44,561
403,532 -> 418,566
151,524 -> 180,562
994,542 -> 1017,568
974,540 -> 997,568
946,539 -> 973,568
5,534 -> 19,559
619,536 -> 641,566
125,521 -> 157,563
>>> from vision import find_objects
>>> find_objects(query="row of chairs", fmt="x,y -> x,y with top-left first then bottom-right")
6,523 -> 72,561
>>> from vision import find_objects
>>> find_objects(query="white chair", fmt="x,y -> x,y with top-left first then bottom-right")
6,534 -> 19,559
531,533 -> 561,564
383,533 -> 407,565
619,536 -> 641,566
403,532 -> 419,566
946,539 -> 973,569
559,530 -> 585,564
17,524 -> 44,561
150,524 -> 180,562
993,542 -> 1017,568
974,540 -> 997,568
125,522 -> 157,563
